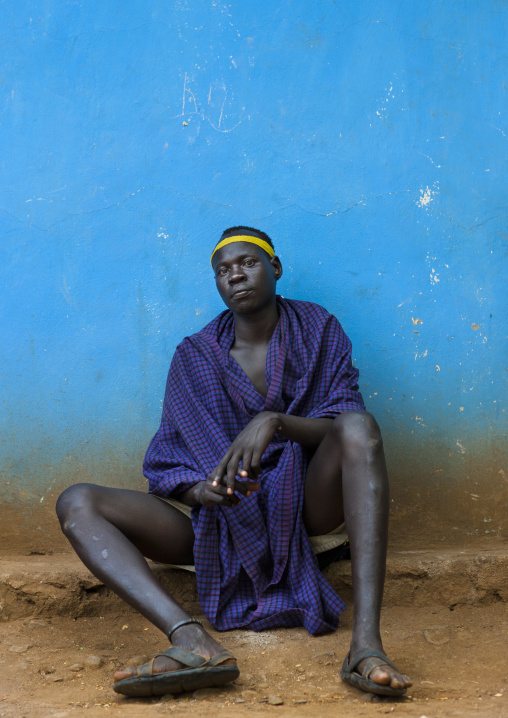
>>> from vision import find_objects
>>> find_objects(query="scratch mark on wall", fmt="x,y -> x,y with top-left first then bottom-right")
217,82 -> 226,129
417,151 -> 441,168
61,277 -> 71,305
182,72 -> 197,116
489,124 -> 507,140
331,190 -> 412,216
255,190 -> 412,222
428,210 -> 499,232
2,184 -> 254,232
174,73 -> 247,133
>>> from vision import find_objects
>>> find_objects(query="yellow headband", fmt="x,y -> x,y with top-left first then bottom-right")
211,235 -> 275,266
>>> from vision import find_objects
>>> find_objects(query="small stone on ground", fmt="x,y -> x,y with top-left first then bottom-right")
424,625 -> 451,645
268,695 -> 284,705
84,655 -> 103,669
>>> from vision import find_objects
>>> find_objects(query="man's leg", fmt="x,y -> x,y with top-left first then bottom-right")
56,483 -> 232,684
303,411 -> 411,692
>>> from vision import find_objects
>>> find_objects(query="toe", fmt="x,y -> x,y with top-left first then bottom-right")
368,666 -> 392,686
114,667 -> 136,682
389,673 -> 405,689
113,656 -> 180,684
369,665 -> 412,690
390,671 -> 412,689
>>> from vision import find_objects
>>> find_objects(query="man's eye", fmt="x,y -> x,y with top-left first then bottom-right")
217,267 -> 228,276
244,259 -> 254,267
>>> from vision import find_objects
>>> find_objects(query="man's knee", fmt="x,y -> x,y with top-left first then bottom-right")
56,483 -> 99,531
330,411 -> 383,459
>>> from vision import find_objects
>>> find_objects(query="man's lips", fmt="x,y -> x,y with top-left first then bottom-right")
231,288 -> 251,299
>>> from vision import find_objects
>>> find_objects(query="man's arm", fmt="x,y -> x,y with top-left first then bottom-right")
210,411 -> 334,495
180,412 -> 334,507
273,412 -> 333,447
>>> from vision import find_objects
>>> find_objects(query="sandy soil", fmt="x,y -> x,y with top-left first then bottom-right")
1,599 -> 507,718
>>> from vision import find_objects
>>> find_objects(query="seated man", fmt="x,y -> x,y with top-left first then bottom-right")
56,226 -> 411,699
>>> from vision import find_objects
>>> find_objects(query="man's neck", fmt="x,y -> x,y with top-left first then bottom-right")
232,301 -> 279,347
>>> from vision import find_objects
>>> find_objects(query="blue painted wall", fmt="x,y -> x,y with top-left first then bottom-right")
1,1 -> 507,550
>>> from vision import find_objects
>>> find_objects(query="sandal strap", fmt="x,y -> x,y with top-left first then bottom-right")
345,649 -> 401,676
137,657 -> 157,678
206,650 -> 236,667
157,646 -> 209,668
136,646 -> 209,677
168,618 -> 203,641
362,656 -> 396,680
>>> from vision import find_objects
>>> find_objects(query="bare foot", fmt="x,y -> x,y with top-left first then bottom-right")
357,658 -> 411,691
113,623 -> 234,683
344,643 -> 412,694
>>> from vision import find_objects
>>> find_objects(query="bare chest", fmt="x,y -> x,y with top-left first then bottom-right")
229,343 -> 269,397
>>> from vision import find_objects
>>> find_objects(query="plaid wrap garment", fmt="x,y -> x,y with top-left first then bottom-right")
144,298 -> 365,634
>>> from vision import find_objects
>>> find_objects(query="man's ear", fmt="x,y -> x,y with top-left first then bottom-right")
271,256 -> 283,280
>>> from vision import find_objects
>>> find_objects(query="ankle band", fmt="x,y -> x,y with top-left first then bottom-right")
168,618 -> 203,642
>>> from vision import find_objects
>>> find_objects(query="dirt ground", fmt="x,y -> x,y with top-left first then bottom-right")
1,599 -> 507,718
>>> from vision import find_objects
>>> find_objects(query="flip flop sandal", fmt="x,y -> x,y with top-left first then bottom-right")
113,646 -> 239,697
340,649 -> 407,697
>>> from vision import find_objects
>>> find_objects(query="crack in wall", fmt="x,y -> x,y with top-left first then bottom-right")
1,189 -> 502,234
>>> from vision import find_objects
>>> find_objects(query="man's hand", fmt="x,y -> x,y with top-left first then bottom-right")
211,411 -> 281,497
191,473 -> 260,507
180,412 -> 333,508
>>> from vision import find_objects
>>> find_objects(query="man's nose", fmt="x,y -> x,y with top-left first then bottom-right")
228,264 -> 246,283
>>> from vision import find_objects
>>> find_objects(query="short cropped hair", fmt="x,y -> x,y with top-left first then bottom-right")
220,226 -> 275,250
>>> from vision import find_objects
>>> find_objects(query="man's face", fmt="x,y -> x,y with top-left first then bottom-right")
212,241 -> 282,314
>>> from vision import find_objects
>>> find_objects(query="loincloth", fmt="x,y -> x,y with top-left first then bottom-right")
154,495 -> 347,573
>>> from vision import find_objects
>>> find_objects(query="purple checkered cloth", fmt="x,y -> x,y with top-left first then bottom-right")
144,298 -> 365,634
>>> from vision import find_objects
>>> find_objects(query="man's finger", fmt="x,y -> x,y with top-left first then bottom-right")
203,482 -> 240,507
211,452 -> 232,486
213,483 -> 240,506
235,479 -> 260,499
250,450 -> 263,476
240,451 -> 255,480
233,479 -> 250,496
225,455 -> 241,494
